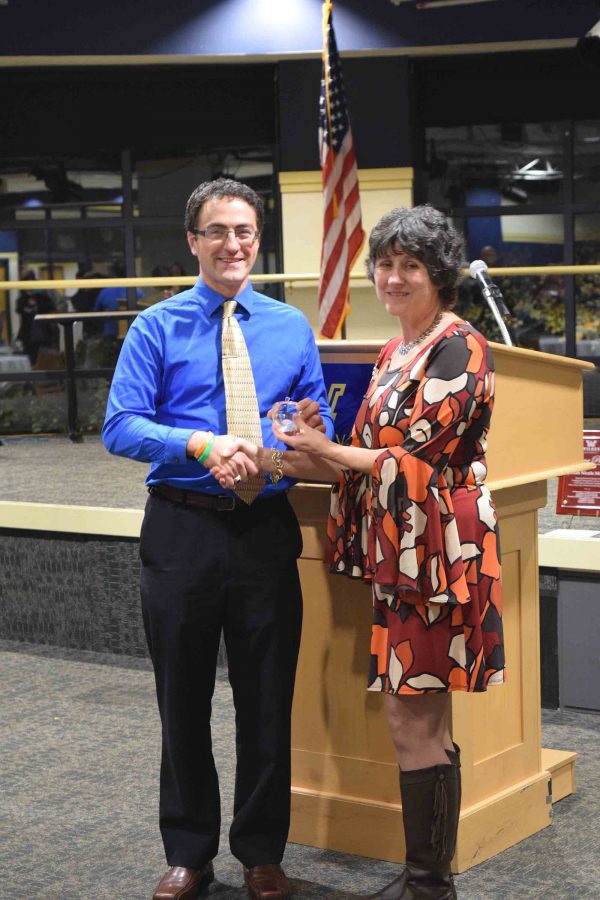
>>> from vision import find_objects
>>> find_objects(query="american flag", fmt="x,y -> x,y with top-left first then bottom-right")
318,0 -> 364,339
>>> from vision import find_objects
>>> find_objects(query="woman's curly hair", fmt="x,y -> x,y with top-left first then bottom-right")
366,205 -> 465,308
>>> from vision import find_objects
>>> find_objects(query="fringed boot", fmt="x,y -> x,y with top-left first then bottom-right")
445,742 -> 461,864
365,751 -> 460,899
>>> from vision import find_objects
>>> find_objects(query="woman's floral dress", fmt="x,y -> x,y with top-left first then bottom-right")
327,320 -> 505,694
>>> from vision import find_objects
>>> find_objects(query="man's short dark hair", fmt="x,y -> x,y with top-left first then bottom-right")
184,177 -> 264,234
366,205 -> 465,308
109,259 -> 126,279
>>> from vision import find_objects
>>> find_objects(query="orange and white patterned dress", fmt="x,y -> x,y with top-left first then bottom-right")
327,320 -> 505,694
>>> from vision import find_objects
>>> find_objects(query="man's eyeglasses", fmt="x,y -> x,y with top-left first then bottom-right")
192,226 -> 259,245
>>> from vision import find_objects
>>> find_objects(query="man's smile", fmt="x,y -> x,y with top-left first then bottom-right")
189,196 -> 260,295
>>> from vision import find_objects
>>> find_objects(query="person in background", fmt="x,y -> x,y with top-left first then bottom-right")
215,205 -> 505,900
169,260 -> 188,295
70,269 -> 105,337
138,265 -> 173,308
94,260 -> 143,337
16,268 -> 57,364
102,177 -> 333,900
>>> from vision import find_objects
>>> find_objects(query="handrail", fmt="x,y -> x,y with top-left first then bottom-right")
3,263 -> 599,443
3,263 -> 600,292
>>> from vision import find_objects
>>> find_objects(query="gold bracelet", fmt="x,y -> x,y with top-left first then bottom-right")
270,448 -> 284,485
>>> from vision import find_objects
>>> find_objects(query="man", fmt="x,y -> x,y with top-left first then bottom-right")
102,177 -> 333,900
94,260 -> 143,337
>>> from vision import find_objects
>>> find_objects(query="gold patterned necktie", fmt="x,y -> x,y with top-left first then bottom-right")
221,299 -> 264,504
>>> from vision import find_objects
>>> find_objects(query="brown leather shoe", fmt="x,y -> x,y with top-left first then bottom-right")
152,862 -> 215,899
243,864 -> 292,899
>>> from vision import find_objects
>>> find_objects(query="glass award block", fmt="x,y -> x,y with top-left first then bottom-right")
273,397 -> 299,434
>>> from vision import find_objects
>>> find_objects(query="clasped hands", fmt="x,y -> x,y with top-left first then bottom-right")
201,398 -> 327,490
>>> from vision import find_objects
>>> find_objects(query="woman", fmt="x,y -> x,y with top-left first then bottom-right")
214,205 -> 505,899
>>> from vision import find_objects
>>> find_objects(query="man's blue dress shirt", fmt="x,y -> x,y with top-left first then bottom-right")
102,277 -> 334,495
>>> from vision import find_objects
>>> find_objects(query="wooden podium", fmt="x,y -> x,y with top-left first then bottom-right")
288,341 -> 593,872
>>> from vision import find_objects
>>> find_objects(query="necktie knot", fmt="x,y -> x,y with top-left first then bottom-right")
223,300 -> 237,319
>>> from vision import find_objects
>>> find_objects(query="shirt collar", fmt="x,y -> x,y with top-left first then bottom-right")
194,277 -> 255,318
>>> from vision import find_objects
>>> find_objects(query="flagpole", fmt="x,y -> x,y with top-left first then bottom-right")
317,0 -> 364,340
321,0 -> 337,220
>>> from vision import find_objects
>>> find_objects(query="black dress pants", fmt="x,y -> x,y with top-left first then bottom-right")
140,490 -> 303,868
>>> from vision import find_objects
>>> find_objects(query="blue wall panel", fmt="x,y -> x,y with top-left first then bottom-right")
0,231 -> 17,252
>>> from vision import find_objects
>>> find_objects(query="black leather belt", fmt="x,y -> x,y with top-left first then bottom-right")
149,483 -> 237,511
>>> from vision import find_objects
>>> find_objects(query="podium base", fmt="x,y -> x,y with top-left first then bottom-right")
290,768 -> 556,873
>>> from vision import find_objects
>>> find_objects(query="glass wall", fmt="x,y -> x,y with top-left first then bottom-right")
425,122 -> 565,210
574,121 -> 600,205
575,213 -> 600,359
131,155 -> 280,297
0,147 -> 279,435
448,212 -> 566,353
423,119 -> 600,366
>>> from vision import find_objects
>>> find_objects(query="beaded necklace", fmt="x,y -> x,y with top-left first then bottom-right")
397,310 -> 444,355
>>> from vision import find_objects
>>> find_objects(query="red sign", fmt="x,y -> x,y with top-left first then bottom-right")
556,431 -> 600,516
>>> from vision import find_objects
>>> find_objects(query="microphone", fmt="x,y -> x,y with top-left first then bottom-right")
469,260 -> 511,316
468,259 -> 514,346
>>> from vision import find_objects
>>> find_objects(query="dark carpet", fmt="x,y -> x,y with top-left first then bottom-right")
2,640 -> 599,900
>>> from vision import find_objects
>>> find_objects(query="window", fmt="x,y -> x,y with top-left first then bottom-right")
450,215 -> 566,352
575,214 -> 600,359
0,147 -> 281,435
425,123 -> 564,210
422,119 -> 600,371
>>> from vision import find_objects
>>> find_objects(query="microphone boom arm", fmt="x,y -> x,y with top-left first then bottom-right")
469,260 -> 514,347
485,283 -> 513,346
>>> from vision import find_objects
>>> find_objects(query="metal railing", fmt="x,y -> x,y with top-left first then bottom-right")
4,263 -> 600,293
1,264 -> 599,441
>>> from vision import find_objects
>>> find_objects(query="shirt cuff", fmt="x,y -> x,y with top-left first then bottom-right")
163,427 -> 196,466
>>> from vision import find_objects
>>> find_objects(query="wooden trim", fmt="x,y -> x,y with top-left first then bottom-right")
290,768 -> 553,871
491,341 -> 596,371
542,748 -> 577,803
1,462 -> 592,539
0,39 -> 576,68
0,500 -> 143,537
315,338 -> 595,372
487,463 -> 596,493
539,530 -> 600,573
279,168 -> 414,194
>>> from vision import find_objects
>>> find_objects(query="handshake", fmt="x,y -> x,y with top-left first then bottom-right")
186,398 -> 326,490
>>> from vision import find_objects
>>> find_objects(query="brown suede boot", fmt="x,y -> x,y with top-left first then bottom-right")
366,760 -> 460,899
